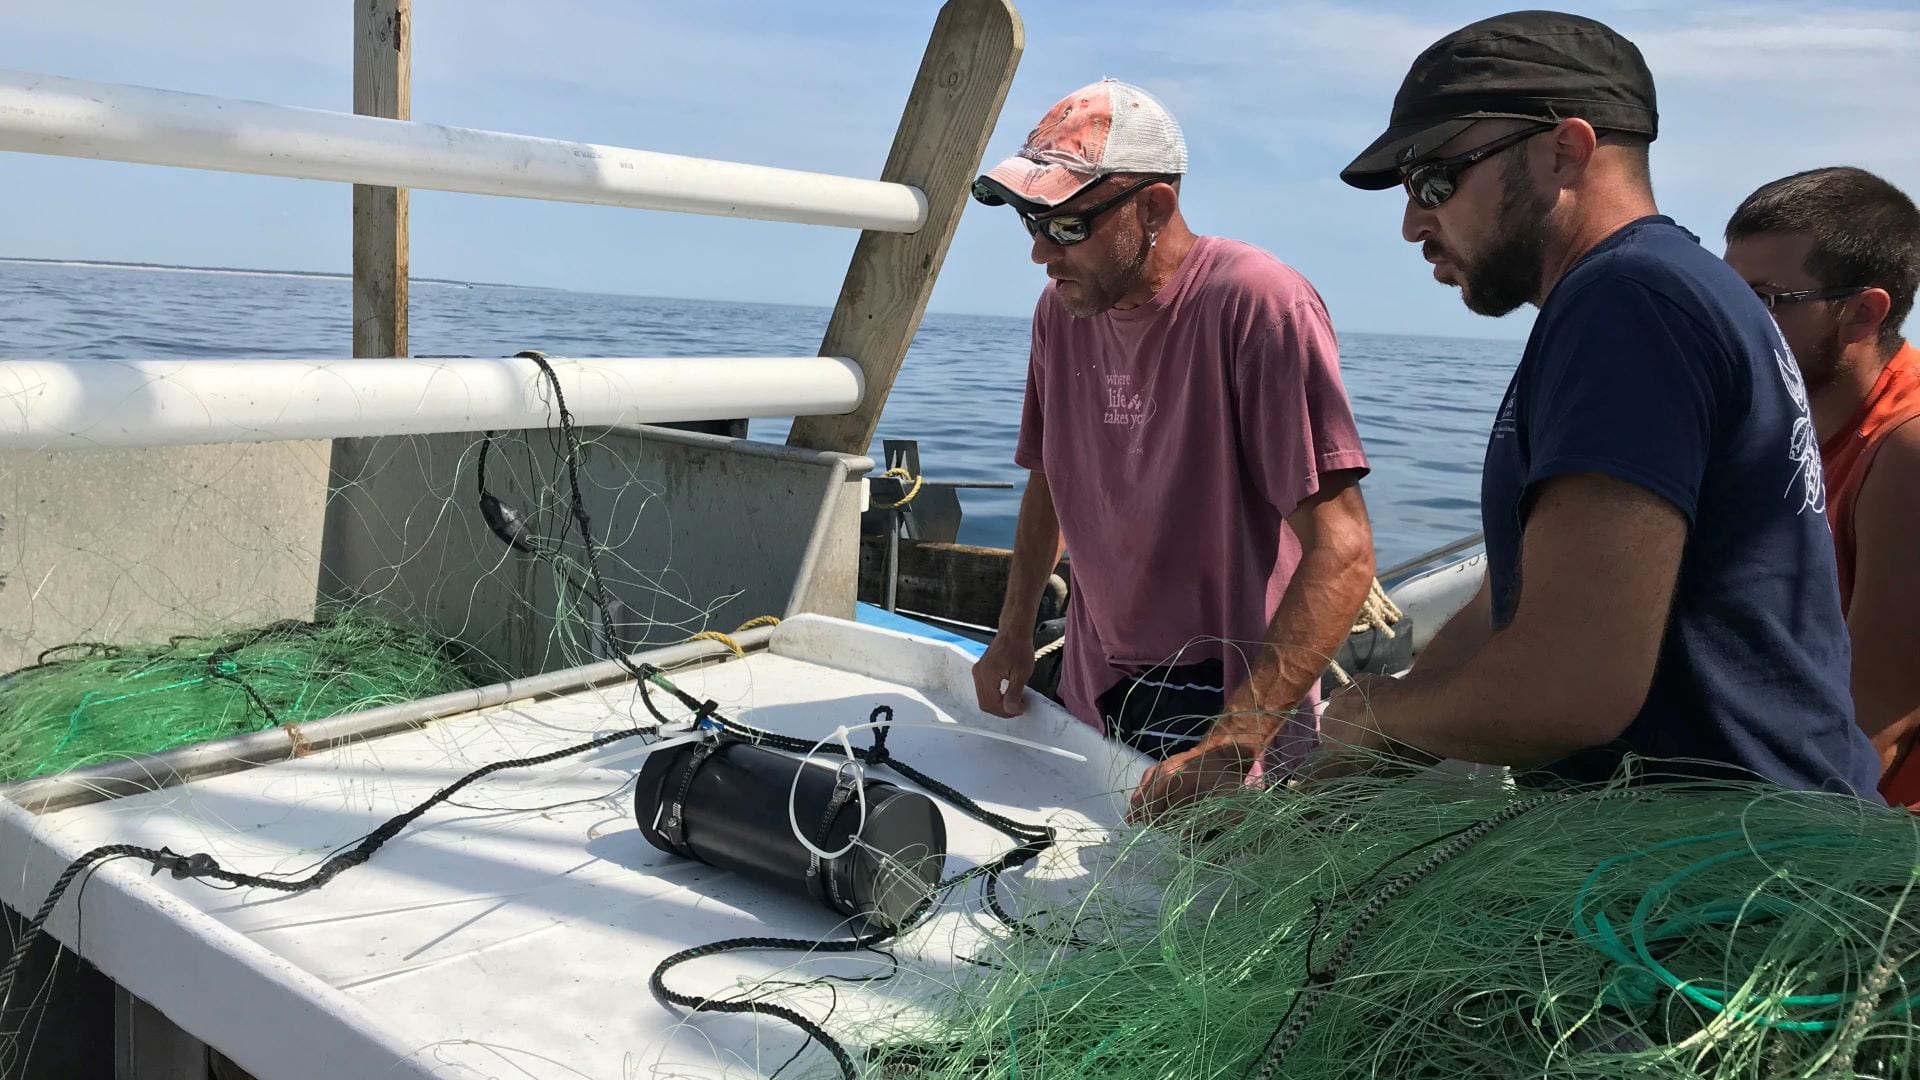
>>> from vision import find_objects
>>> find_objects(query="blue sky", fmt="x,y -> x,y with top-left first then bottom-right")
2,1 -> 1916,341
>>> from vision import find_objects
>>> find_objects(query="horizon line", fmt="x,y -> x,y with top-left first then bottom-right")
0,254 -> 1528,345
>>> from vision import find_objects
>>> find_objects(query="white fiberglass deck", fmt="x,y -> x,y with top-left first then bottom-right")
0,617 -> 1148,1079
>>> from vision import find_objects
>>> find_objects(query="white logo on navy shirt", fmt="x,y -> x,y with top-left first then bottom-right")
1491,390 -> 1518,439
1773,338 -> 1826,516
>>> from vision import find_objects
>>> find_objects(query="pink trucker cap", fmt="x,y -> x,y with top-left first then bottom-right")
972,78 -> 1188,213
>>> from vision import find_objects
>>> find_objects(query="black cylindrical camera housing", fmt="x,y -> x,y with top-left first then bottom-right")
634,737 -> 947,929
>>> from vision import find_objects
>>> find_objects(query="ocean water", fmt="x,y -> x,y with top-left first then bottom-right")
0,260 -> 1518,568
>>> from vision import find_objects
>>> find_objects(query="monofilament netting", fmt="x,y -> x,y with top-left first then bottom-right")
865,772 -> 1920,1080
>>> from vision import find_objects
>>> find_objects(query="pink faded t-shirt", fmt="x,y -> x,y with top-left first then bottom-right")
1015,236 -> 1368,763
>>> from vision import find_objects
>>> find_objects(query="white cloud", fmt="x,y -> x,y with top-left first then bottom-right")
1632,7 -> 1920,84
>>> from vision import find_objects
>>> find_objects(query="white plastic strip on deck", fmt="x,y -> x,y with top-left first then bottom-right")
0,355 -> 864,450
0,617 -> 1148,1080
0,69 -> 928,232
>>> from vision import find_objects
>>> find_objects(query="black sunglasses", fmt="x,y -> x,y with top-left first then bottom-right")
1010,174 -> 1176,247
1752,286 -> 1869,311
1400,124 -> 1555,210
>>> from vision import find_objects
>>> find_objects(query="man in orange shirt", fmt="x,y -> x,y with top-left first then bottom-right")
1724,167 -> 1920,806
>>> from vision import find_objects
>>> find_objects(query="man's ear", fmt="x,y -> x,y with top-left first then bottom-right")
1547,117 -> 1600,180
1839,287 -> 1894,348
1140,182 -> 1179,232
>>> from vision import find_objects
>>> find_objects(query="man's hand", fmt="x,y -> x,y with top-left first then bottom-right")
971,635 -> 1035,718
1127,732 -> 1265,823
974,468 -> 1061,719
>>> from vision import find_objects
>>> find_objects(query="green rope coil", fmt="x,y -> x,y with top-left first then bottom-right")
1573,828 -> 1920,1032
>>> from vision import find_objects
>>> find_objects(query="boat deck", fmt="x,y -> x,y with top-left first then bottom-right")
0,617 -> 1146,1079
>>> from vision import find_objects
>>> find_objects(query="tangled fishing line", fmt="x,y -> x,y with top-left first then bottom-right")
0,617 -> 475,783
863,774 -> 1920,1080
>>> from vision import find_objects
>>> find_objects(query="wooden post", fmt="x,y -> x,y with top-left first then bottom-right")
353,0 -> 409,358
785,0 -> 1022,455
324,0 -> 410,609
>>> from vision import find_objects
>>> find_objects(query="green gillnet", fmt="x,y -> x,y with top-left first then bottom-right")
0,617 -> 476,781
870,775 -> 1920,1080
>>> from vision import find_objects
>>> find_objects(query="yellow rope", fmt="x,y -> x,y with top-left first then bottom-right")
684,630 -> 745,658
871,467 -> 924,510
682,617 -> 783,659
1328,578 -> 1403,687
1351,577 -> 1404,637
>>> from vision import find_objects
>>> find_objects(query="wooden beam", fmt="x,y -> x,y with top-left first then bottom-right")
785,0 -> 1022,455
352,0 -> 410,358
857,537 -> 1067,627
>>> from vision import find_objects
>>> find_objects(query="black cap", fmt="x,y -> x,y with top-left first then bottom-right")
1340,10 -> 1658,191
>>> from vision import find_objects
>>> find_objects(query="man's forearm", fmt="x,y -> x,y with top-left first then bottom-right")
999,471 -> 1064,635
1409,576 -> 1493,675
1210,545 -> 1373,744
1361,626 -> 1630,767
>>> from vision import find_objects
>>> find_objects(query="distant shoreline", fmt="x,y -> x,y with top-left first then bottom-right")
0,256 -> 518,291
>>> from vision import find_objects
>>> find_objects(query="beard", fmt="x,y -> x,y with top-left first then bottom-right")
1793,310 -> 1851,392
1454,154 -> 1554,318
1060,221 -> 1150,318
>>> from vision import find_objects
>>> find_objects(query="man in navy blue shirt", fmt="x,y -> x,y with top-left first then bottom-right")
1321,11 -> 1879,794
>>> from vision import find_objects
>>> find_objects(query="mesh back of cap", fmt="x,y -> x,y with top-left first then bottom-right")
1100,81 -> 1188,175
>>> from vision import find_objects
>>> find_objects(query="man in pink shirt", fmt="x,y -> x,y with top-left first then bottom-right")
966,79 -> 1377,819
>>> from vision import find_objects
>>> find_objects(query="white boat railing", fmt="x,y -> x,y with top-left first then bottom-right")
0,355 -> 864,450
0,0 -> 1025,456
0,69 -> 928,232
1379,531 -> 1487,584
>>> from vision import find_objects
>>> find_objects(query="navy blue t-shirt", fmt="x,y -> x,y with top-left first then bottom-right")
1481,216 -> 1879,794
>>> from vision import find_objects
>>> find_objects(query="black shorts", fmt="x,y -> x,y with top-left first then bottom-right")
1096,657 -> 1227,760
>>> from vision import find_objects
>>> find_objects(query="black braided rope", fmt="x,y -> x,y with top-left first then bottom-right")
474,351 -> 646,675
513,350 -> 642,678
513,354 -> 600,592
0,845 -> 147,1022
645,706 -> 1067,1074
1243,792 -> 1563,1080
649,932 -> 894,1080
647,826 -> 1063,1080
0,725 -> 661,1038
234,725 -> 658,893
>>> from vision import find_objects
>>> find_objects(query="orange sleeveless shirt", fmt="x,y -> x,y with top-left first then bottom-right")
1822,342 -> 1920,806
